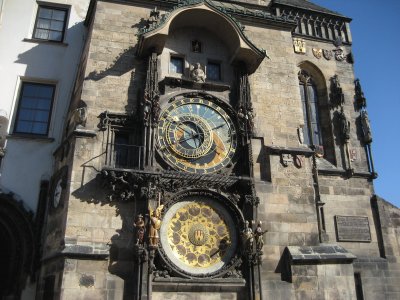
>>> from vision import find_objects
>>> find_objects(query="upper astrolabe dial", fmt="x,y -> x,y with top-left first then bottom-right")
157,97 -> 237,174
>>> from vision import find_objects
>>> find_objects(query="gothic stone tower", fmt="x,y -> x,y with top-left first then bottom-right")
36,0 -> 400,299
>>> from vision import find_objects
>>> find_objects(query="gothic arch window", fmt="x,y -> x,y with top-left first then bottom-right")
298,70 -> 322,147
297,65 -> 336,164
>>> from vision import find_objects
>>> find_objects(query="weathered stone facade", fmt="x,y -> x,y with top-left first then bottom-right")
36,0 -> 400,299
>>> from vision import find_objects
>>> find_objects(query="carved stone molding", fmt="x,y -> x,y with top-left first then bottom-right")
236,64 -> 254,138
99,168 -> 247,203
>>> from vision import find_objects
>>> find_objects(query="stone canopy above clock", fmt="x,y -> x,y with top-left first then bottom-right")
136,1 -> 266,74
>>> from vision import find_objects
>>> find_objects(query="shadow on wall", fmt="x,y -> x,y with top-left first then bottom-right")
71,176 -> 137,278
15,21 -> 86,79
84,41 -> 147,114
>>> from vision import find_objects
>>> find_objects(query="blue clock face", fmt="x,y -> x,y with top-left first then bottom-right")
157,97 -> 237,174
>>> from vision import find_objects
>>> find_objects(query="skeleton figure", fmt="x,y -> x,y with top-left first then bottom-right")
142,94 -> 152,123
254,221 -> 267,252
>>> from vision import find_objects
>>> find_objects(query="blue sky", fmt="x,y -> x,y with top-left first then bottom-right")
311,1 -> 400,207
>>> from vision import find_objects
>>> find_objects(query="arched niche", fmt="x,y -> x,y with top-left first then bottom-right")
298,61 -> 328,102
137,2 -> 265,73
0,191 -> 35,298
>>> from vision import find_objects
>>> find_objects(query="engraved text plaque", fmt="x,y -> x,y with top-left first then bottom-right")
335,215 -> 371,242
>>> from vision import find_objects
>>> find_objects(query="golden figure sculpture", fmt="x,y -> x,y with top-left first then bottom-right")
148,204 -> 164,248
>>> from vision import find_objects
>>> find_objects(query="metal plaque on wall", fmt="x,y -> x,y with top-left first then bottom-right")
335,215 -> 371,242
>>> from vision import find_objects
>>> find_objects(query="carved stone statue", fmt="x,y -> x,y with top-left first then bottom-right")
74,106 -> 87,127
331,75 -> 345,108
148,204 -> 164,248
151,95 -> 161,125
192,40 -> 201,53
242,220 -> 254,253
355,79 -> 367,109
360,110 -> 372,144
134,214 -> 145,245
147,7 -> 160,28
190,63 -> 206,83
338,107 -> 350,142
237,105 -> 254,134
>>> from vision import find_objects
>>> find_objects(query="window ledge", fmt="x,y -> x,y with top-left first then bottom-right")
7,134 -> 55,143
23,38 -> 68,47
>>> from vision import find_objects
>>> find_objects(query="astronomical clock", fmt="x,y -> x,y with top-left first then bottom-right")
156,96 -> 238,174
151,93 -> 248,278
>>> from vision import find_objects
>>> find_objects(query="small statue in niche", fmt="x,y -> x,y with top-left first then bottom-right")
360,110 -> 372,144
192,40 -> 201,53
242,220 -> 254,253
354,79 -> 367,110
73,106 -> 87,128
330,75 -> 345,108
148,204 -> 164,248
190,63 -> 206,83
338,107 -> 350,142
254,221 -> 267,252
134,214 -> 145,246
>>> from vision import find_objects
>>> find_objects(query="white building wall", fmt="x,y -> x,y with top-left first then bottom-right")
0,0 -> 90,212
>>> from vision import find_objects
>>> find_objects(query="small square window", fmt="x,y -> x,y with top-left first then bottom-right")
207,62 -> 221,81
33,6 -> 68,42
14,82 -> 55,136
170,57 -> 184,74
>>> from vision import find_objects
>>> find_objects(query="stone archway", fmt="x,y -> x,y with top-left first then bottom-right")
0,191 -> 35,299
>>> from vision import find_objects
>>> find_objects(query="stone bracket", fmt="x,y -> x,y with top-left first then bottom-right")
286,245 -> 357,265
266,145 -> 314,157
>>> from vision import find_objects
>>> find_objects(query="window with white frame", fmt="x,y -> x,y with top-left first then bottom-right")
33,5 -> 68,42
14,82 -> 55,136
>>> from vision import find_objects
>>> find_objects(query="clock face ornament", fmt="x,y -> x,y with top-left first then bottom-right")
157,97 -> 237,174
159,198 -> 238,276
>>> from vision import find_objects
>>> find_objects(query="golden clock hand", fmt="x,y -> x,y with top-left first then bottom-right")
211,132 -> 226,153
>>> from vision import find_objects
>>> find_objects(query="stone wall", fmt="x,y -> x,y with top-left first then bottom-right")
38,1 -> 400,299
